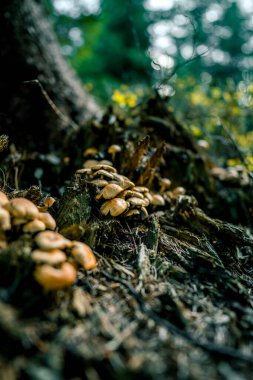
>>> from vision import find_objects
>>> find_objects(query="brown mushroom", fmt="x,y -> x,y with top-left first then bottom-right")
32,249 -> 67,265
0,192 -> 9,207
159,178 -> 171,193
34,262 -> 77,290
83,147 -> 98,157
0,207 -> 11,231
90,164 -> 117,173
96,184 -> 123,200
70,241 -> 97,270
37,212 -> 56,230
90,179 -> 109,188
35,231 -> 71,251
93,170 -> 115,180
100,198 -> 128,217
4,198 -> 39,220
23,219 -> 46,233
83,159 -> 99,168
124,209 -> 140,217
127,197 -> 148,207
107,144 -> 122,161
151,194 -> 165,206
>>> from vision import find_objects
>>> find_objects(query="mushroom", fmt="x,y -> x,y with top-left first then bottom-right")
0,192 -> 9,207
112,174 -> 135,189
93,170 -> 115,180
90,179 -> 109,188
23,219 -> 46,233
34,262 -> 77,290
99,160 -> 113,166
4,198 -> 39,220
159,178 -> 171,193
151,194 -> 166,206
124,209 -> 140,217
119,190 -> 144,199
35,231 -> 71,251
96,184 -> 123,200
70,241 -> 97,270
107,145 -> 122,161
32,249 -> 67,265
133,186 -> 149,194
37,212 -> 56,230
127,197 -> 148,207
0,207 -> 11,231
100,198 -> 128,217
172,187 -> 186,196
83,159 -> 99,169
83,147 -> 98,157
90,164 -> 117,173
44,197 -> 56,209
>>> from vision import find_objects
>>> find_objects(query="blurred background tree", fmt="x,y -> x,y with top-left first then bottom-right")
45,0 -> 253,167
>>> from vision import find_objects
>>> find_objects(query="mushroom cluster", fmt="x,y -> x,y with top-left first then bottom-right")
76,164 -> 152,219
0,192 -> 97,290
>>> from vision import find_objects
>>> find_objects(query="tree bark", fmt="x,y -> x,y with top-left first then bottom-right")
0,0 -> 100,152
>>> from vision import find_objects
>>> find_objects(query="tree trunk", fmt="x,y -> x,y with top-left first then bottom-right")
0,0 -> 100,152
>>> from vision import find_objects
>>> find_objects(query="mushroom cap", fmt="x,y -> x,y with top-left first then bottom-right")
0,207 -> 11,230
44,197 -> 56,208
90,164 -> 117,173
100,198 -> 128,217
99,160 -> 113,166
159,178 -> 171,189
76,168 -> 92,175
4,198 -> 39,220
93,170 -> 115,180
172,187 -> 186,196
35,231 -> 71,251
34,262 -> 77,290
124,209 -> 140,217
121,190 -> 144,199
83,159 -> 99,168
37,212 -> 56,230
96,184 -> 123,200
133,186 -> 149,194
32,249 -> 67,265
23,219 -> 46,233
0,192 -> 9,207
108,145 -> 122,154
70,241 -> 97,270
91,179 -> 109,188
151,194 -> 165,206
113,174 -> 135,189
128,197 -> 148,207
83,147 -> 98,157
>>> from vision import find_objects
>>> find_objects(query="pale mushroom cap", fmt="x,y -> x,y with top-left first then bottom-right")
173,187 -> 186,196
90,179 -> 109,187
133,186 -> 149,194
151,194 -> 166,206
124,209 -> 140,217
34,262 -> 77,290
159,178 -> 171,189
37,212 -> 56,230
35,231 -> 71,251
70,241 -> 97,270
23,219 -> 46,233
83,147 -> 98,157
12,217 -> 28,226
113,174 -> 135,189
93,170 -> 115,180
90,164 -> 117,173
96,184 -> 123,200
121,190 -> 144,200
0,207 -> 11,230
99,160 -> 113,166
128,197 -> 148,207
83,159 -> 99,168
108,145 -> 122,154
32,249 -> 67,265
100,198 -> 128,217
76,168 -> 92,175
0,192 -> 9,207
4,198 -> 39,220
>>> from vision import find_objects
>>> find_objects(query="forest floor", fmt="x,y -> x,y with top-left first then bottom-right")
0,93 -> 253,380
